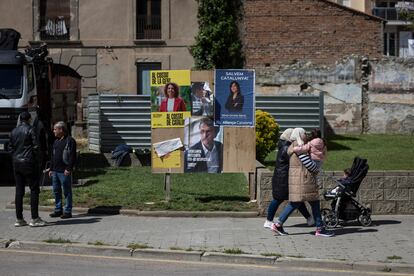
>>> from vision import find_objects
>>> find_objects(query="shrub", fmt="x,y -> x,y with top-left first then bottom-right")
255,110 -> 279,163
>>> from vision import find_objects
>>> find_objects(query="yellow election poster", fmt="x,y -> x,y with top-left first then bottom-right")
150,70 -> 191,114
152,149 -> 181,168
151,112 -> 191,128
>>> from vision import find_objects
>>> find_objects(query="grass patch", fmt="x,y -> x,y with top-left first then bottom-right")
88,241 -> 108,246
169,246 -> 193,251
35,134 -> 413,211
265,134 -> 414,170
387,255 -> 402,260
287,255 -> 305,258
127,243 -> 152,250
38,158 -> 254,212
223,248 -> 247,255
261,252 -> 282,257
44,238 -> 72,244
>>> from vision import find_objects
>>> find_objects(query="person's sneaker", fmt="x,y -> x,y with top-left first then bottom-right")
306,216 -> 315,226
324,191 -> 337,199
61,213 -> 72,219
315,227 -> 334,237
29,217 -> 47,227
271,223 -> 289,236
263,220 -> 273,229
14,219 -> 28,227
49,211 -> 62,218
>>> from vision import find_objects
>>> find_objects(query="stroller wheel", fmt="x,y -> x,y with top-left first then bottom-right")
321,208 -> 339,228
358,214 -> 372,227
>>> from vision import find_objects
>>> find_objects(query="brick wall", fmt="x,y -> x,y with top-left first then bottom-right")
257,169 -> 414,215
243,0 -> 383,67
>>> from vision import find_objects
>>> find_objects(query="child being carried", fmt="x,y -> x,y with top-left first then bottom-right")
293,128 -> 327,171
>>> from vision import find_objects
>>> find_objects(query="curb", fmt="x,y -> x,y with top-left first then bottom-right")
3,240 -> 414,274
6,203 -> 260,218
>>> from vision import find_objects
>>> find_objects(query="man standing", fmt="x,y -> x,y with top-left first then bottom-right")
184,117 -> 223,173
48,121 -> 77,219
9,111 -> 46,227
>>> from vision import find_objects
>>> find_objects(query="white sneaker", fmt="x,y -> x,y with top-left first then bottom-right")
263,220 -> 273,229
14,219 -> 28,227
307,216 -> 315,226
29,217 -> 47,227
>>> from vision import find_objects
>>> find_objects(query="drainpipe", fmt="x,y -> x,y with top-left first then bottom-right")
360,56 -> 370,134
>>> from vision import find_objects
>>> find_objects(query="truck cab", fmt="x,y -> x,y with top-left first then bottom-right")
0,50 -> 38,153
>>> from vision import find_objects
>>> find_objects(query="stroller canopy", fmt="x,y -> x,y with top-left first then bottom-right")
348,157 -> 369,194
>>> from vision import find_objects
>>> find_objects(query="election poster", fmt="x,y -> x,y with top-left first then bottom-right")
184,116 -> 223,173
150,70 -> 191,114
214,69 -> 255,127
190,82 -> 214,117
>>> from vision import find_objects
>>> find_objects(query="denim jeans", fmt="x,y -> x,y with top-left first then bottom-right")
52,172 -> 72,214
267,199 -> 311,222
278,200 -> 322,228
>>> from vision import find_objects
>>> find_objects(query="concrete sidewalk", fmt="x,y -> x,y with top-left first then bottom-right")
1,187 -> 413,273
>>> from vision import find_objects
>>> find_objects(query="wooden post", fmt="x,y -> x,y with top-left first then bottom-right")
164,172 -> 171,202
248,172 -> 256,200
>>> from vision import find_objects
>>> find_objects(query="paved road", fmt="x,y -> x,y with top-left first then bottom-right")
1,187 -> 413,268
0,250 -> 405,276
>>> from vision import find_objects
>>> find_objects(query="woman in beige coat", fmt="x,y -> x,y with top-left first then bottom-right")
272,128 -> 334,237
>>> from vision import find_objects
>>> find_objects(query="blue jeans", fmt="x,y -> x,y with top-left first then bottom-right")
52,172 -> 72,214
278,200 -> 322,228
267,199 -> 311,221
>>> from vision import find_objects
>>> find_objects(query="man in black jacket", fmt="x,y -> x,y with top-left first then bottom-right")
9,111 -> 47,227
48,121 -> 77,219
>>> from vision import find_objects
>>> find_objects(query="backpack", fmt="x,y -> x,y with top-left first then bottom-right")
111,144 -> 132,167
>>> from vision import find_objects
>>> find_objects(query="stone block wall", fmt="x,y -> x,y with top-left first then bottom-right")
257,169 -> 414,215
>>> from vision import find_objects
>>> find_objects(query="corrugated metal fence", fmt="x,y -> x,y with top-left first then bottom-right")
88,93 -> 323,153
88,94 -> 151,153
256,93 -> 324,134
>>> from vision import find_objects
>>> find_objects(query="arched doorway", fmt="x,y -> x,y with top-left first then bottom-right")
50,63 -> 81,134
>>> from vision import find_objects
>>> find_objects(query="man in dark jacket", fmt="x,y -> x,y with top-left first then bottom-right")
9,111 -> 47,227
48,121 -> 77,219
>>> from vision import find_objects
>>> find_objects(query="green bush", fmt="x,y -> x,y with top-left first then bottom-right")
255,110 -> 279,163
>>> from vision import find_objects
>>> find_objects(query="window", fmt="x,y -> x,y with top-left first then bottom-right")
136,62 -> 161,94
136,0 -> 161,39
39,0 -> 70,40
384,32 -> 396,56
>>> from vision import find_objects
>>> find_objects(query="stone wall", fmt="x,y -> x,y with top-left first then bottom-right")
257,168 -> 414,215
367,58 -> 414,134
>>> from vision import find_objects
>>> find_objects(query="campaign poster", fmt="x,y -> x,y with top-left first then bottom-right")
150,70 -> 191,114
190,82 -> 214,117
184,117 -> 223,173
151,112 -> 191,128
214,69 -> 255,127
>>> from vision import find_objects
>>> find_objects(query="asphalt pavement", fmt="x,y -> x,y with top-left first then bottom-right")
0,187 -> 413,274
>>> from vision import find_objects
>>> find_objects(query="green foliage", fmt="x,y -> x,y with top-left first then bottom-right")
190,0 -> 244,69
255,110 -> 279,163
223,248 -> 246,254
399,9 -> 414,30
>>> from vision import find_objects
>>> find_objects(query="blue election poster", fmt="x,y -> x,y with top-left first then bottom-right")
214,69 -> 255,127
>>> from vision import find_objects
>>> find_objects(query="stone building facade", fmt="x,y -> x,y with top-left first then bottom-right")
0,0 -> 198,136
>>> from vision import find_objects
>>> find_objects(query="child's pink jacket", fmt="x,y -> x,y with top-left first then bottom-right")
293,138 -> 327,161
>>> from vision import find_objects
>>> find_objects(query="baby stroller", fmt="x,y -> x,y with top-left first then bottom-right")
321,157 -> 372,228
